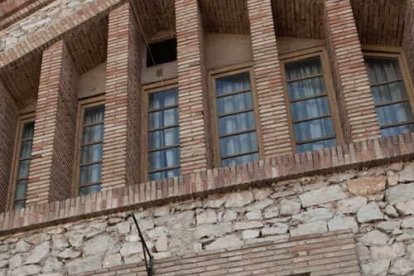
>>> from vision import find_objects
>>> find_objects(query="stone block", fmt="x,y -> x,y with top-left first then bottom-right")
299,185 -> 346,207
347,176 -> 386,196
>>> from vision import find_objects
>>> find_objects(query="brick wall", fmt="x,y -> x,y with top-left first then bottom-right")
176,0 -> 211,174
86,232 -> 359,276
26,40 -> 78,205
102,2 -> 142,189
324,0 -> 380,142
247,0 -> 293,157
0,81 -> 17,212
403,0 -> 414,75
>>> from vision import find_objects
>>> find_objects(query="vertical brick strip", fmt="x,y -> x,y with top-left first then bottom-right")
26,40 -> 78,205
176,0 -> 210,174
247,0 -> 293,157
0,82 -> 17,211
403,0 -> 414,74
102,2 -> 141,189
324,0 -> 380,141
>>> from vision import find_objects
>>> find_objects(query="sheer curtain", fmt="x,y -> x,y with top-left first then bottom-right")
215,72 -> 259,166
285,57 -> 336,153
79,105 -> 104,195
14,121 -> 35,209
365,57 -> 414,137
148,89 -> 180,181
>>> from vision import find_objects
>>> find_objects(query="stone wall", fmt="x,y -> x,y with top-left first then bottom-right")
0,161 -> 413,275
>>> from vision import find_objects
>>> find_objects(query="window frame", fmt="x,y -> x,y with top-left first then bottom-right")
279,47 -> 344,153
362,46 -> 414,135
72,96 -> 105,196
141,78 -> 180,182
7,112 -> 36,210
208,64 -> 264,168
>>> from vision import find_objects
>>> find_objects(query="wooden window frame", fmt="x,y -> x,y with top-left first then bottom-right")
72,96 -> 105,197
7,112 -> 35,210
279,46 -> 344,152
208,63 -> 264,168
141,78 -> 179,182
362,46 -> 414,133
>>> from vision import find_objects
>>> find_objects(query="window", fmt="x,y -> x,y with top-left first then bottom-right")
283,54 -> 340,153
147,87 -> 180,181
10,118 -> 35,209
146,38 -> 177,67
212,70 -> 260,167
365,55 -> 414,136
77,104 -> 104,195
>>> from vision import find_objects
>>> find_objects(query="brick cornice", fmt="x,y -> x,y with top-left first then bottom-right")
0,0 -> 125,71
0,133 -> 413,235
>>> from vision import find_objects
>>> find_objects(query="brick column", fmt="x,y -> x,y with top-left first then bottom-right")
101,2 -> 142,189
0,82 -> 18,211
247,0 -> 293,157
175,0 -> 211,174
403,0 -> 414,74
26,40 -> 78,205
324,0 -> 380,142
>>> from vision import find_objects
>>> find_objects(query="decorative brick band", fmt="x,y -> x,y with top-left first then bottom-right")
0,0 -> 54,30
79,230 -> 358,276
0,132 -> 413,234
0,0 -> 125,70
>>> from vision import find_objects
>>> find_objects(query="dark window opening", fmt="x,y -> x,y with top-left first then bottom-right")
146,38 -> 177,67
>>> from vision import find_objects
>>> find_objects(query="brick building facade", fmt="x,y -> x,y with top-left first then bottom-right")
0,0 -> 414,275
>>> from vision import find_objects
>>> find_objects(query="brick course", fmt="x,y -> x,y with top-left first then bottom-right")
102,2 -> 142,190
0,82 -> 17,212
324,0 -> 381,142
247,0 -> 293,157
26,40 -> 78,205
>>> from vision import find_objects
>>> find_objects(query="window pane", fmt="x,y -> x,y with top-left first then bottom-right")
372,81 -> 407,105
285,57 -> 322,81
218,112 -> 255,136
366,58 -> 402,85
149,89 -> 178,110
15,180 -> 28,200
216,72 -> 251,96
149,127 -> 179,150
220,132 -> 258,158
297,139 -> 336,153
149,147 -> 180,171
80,184 -> 101,196
290,97 -> 330,122
287,77 -> 325,101
293,118 -> 335,143
82,124 -> 104,144
80,164 -> 102,186
149,168 -> 180,181
148,108 -> 178,130
217,92 -> 253,115
84,106 -> 104,125
221,153 -> 259,167
381,124 -> 414,137
376,102 -> 414,126
17,160 -> 30,179
14,200 -> 25,209
22,122 -> 35,139
81,144 -> 103,164
19,141 -> 33,159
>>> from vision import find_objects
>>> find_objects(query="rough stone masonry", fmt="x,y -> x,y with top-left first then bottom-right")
0,161 -> 412,275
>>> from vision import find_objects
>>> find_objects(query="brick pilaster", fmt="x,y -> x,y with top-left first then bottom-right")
0,82 -> 18,211
324,0 -> 381,142
175,0 -> 211,174
247,0 -> 293,157
26,40 -> 78,205
403,0 -> 414,75
101,2 -> 142,189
